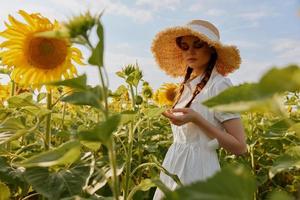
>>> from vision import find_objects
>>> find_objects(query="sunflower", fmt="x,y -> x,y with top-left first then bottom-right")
0,84 -> 10,104
0,10 -> 84,89
154,83 -> 179,106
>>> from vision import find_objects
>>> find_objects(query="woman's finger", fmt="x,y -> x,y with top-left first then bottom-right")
171,108 -> 189,113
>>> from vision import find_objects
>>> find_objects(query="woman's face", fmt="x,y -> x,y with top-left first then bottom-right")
177,35 -> 213,71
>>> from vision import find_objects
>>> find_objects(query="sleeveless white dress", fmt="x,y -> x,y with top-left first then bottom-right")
152,67 -> 241,200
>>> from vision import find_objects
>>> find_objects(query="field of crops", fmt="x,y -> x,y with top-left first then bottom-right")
0,10 -> 299,200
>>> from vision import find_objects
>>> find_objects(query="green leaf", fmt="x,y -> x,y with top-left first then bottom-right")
0,118 -> 30,144
266,190 -> 294,200
0,157 -> 28,195
267,119 -> 292,134
144,107 -> 167,118
203,65 -> 300,112
127,179 -> 156,200
269,146 -> 300,178
0,117 -> 25,131
289,123 -> 300,138
78,114 -> 121,145
259,65 -> 300,94
88,21 -> 104,66
116,71 -> 126,79
19,141 -> 81,167
164,164 -> 256,200
61,87 -> 103,109
48,74 -> 87,90
24,164 -> 90,200
21,106 -> 51,117
120,110 -> 137,125
7,92 -> 37,108
37,92 -> 47,102
0,181 -> 11,200
0,129 -> 29,145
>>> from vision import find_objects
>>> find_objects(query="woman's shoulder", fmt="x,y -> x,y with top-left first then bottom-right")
208,72 -> 235,96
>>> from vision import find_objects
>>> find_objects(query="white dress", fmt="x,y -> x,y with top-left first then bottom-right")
152,67 -> 241,200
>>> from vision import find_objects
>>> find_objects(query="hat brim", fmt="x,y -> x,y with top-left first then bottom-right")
151,26 -> 241,77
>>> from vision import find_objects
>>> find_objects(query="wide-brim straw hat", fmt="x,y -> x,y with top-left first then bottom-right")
151,19 -> 241,77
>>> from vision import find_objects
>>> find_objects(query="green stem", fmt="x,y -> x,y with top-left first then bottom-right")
10,80 -> 15,96
61,102 -> 66,129
83,33 -> 108,118
6,80 -> 16,151
124,123 -> 134,200
98,67 -> 108,118
108,140 -> 120,200
84,32 -> 119,200
45,91 -> 52,150
129,85 -> 136,111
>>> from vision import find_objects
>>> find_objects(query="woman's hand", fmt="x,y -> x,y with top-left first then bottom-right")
162,108 -> 199,126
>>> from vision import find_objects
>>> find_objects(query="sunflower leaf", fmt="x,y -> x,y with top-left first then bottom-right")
269,146 -> 300,178
203,65 -> 300,112
47,74 -> 87,90
19,140 -> 81,168
78,114 -> 121,146
7,92 -> 37,108
23,164 -> 90,200
61,87 -> 103,110
88,21 -> 104,67
164,164 -> 256,200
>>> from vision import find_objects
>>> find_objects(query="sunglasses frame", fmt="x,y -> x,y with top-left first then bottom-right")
176,36 -> 206,51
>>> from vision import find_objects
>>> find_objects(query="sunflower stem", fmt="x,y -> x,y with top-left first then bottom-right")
45,90 -> 52,150
98,67 -> 109,118
10,80 -> 15,96
83,32 -> 119,199
6,80 -> 16,151
108,139 -> 120,200
124,122 -> 134,200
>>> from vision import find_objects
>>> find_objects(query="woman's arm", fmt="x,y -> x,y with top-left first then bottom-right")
163,108 -> 247,155
193,113 -> 247,155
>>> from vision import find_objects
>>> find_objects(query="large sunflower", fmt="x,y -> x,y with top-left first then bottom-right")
0,10 -> 84,88
154,83 -> 179,106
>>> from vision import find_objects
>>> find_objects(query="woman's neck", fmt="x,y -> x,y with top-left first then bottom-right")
190,64 -> 207,80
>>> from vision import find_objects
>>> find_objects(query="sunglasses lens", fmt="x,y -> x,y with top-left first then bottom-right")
194,40 -> 205,48
178,43 -> 189,51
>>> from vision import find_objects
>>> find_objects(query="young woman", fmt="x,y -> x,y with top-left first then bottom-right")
151,19 -> 247,199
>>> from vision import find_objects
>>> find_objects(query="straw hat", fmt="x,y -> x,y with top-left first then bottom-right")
151,19 -> 241,77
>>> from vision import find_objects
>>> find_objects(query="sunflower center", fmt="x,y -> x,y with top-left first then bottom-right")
166,89 -> 176,102
27,37 -> 68,69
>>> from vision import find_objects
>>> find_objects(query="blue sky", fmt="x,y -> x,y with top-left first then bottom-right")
0,0 -> 299,91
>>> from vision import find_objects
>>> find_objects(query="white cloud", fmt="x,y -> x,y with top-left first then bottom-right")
271,38 -> 300,61
136,0 -> 181,11
238,10 -> 270,21
233,40 -> 262,49
205,9 -> 226,17
0,0 -> 154,25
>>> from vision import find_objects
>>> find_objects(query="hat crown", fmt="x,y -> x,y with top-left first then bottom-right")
187,20 -> 220,40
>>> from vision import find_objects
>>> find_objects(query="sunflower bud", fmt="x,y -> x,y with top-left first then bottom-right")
142,85 -> 153,99
64,11 -> 97,38
135,95 -> 143,105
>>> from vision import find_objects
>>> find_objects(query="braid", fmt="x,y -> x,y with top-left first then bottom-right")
172,67 -> 193,108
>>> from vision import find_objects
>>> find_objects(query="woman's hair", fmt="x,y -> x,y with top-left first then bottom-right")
172,40 -> 218,108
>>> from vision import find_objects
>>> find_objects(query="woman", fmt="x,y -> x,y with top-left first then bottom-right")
151,19 -> 247,199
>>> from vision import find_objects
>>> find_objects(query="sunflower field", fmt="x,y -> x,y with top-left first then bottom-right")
0,10 -> 299,200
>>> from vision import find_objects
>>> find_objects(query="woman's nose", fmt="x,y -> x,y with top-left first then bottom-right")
187,47 -> 196,54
